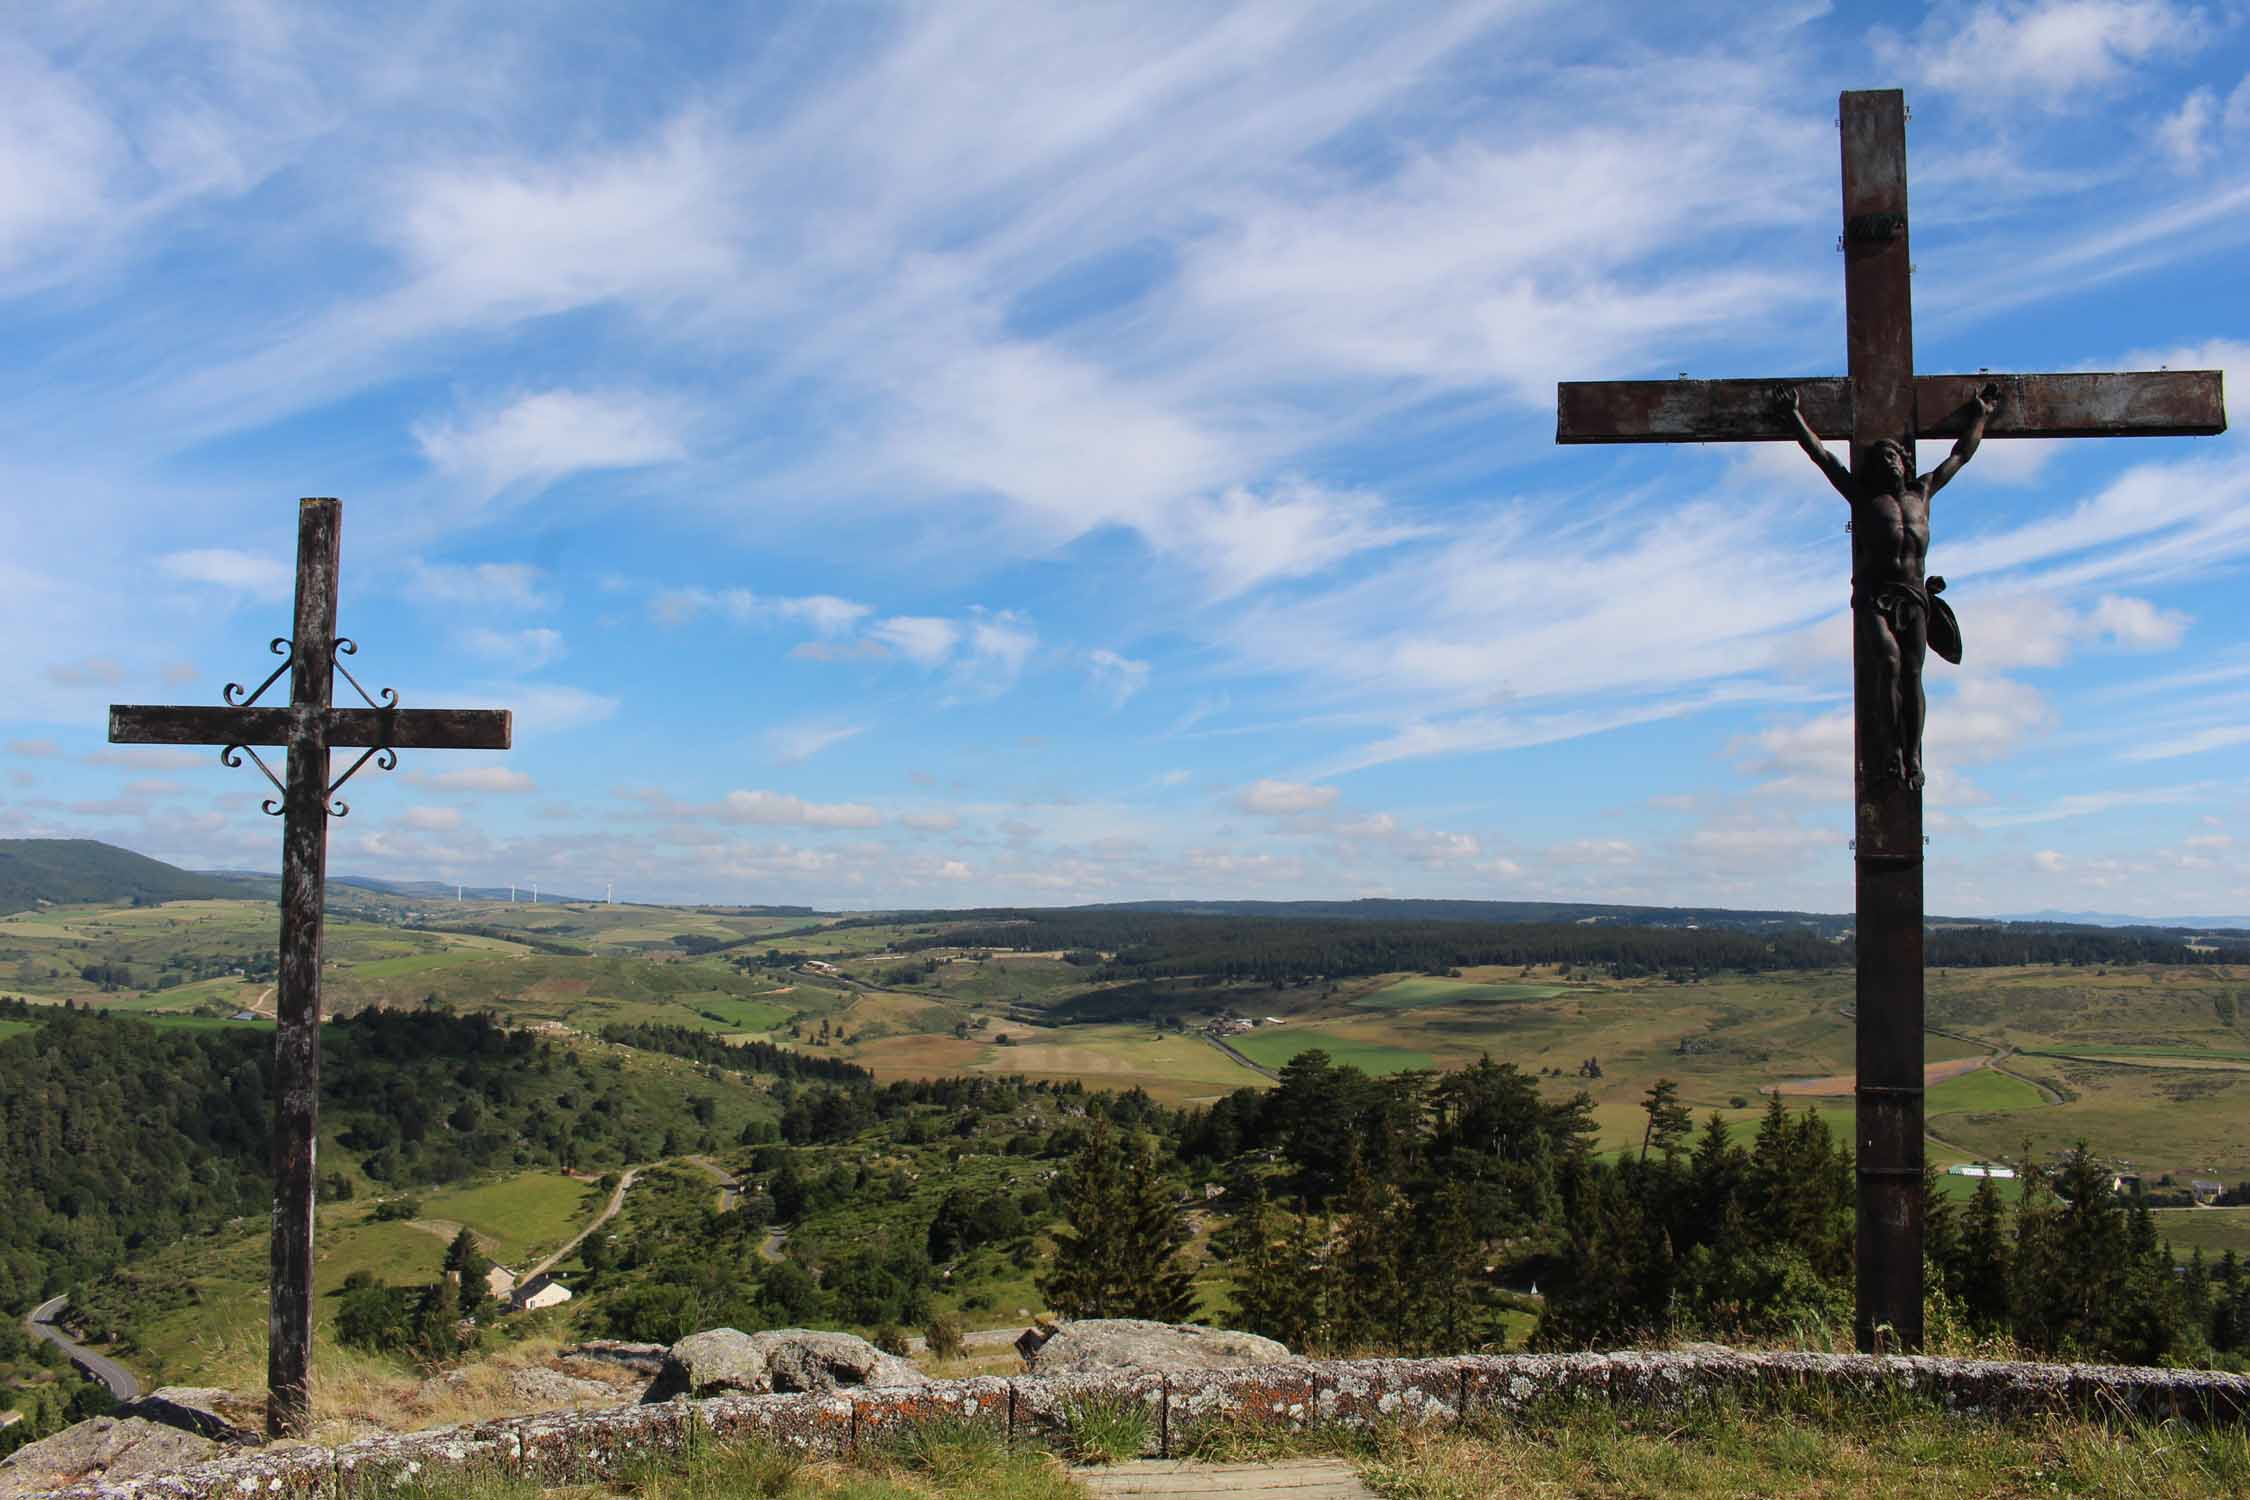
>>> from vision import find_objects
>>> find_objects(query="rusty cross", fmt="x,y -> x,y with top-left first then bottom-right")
107,499 -> 511,1435
1556,90 -> 2225,1351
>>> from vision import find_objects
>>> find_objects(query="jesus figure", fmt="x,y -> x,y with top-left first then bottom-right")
1778,382 -> 1998,789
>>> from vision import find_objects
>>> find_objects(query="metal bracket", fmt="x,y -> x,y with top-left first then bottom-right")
221,744 -> 287,817
1845,212 -> 1907,244
223,639 -> 293,708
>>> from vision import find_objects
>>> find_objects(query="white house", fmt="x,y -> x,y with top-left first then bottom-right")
515,1274 -> 572,1312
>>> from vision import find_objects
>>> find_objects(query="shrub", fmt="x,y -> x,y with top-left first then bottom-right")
924,1311 -> 967,1360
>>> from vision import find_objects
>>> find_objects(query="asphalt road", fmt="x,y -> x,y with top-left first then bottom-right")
25,1296 -> 142,1401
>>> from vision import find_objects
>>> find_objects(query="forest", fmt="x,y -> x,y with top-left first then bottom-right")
0,1000 -> 776,1313
886,909 -> 2209,983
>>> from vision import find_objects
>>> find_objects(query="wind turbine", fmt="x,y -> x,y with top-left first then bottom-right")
530,882 -> 538,906
605,881 -> 614,905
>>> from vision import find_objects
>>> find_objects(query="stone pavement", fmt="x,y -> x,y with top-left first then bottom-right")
1075,1459 -> 1374,1498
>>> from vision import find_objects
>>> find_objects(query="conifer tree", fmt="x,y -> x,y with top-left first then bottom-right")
1040,1118 -> 1195,1321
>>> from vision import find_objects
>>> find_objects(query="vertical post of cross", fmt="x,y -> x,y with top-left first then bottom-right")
270,498 -> 339,1435
1840,90 -> 1925,1354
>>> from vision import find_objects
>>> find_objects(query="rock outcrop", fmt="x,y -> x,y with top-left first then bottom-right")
1029,1319 -> 1290,1375
110,1390 -> 261,1447
643,1328 -> 929,1401
0,1416 -> 219,1500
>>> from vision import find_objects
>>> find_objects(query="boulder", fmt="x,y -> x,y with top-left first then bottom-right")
0,1416 -> 219,1500
560,1340 -> 669,1376
1028,1319 -> 1290,1376
114,1387 -> 263,1446
643,1328 -> 929,1401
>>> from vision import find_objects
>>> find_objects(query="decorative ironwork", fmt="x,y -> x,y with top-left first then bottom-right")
222,743 -> 287,816
224,639 -> 293,708
325,744 -> 398,818
332,638 -> 399,710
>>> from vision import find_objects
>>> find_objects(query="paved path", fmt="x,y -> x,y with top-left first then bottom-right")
1203,1033 -> 1278,1081
24,1296 -> 142,1401
518,1167 -> 639,1284
1073,1460 -> 1373,1498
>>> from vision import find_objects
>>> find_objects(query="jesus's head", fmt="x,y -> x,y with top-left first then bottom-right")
1860,439 -> 1909,490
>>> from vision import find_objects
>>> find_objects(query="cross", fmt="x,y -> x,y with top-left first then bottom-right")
1555,90 -> 2225,1351
107,499 -> 511,1434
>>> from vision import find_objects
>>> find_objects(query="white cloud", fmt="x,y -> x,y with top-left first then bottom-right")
711,790 -> 882,829
2119,724 -> 2250,761
2157,87 -> 2219,168
1874,2 -> 2205,102
938,859 -> 972,880
408,561 -> 554,612
462,627 -> 566,669
409,766 -> 535,795
414,388 -> 688,499
872,616 -> 961,666
1975,781 -> 2216,827
2085,594 -> 2188,650
901,811 -> 961,833
403,806 -> 463,832
500,684 -> 620,734
2228,72 -> 2250,135
5,738 -> 60,759
774,595 -> 873,637
1235,778 -> 1338,815
766,722 -> 866,764
158,548 -> 292,600
45,658 -> 125,687
1085,649 -> 1151,707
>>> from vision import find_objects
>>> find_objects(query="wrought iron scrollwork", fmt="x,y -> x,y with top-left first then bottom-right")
332,639 -> 399,710
224,639 -> 293,708
325,745 -> 398,818
222,744 -> 287,816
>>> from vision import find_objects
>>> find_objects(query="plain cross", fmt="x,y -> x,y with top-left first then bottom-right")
108,498 -> 511,1434
1555,90 -> 2225,1351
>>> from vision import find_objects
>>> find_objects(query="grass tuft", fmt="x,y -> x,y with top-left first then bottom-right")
1058,1394 -> 1155,1465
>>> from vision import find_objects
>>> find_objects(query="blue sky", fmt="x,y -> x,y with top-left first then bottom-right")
2,0 -> 2246,915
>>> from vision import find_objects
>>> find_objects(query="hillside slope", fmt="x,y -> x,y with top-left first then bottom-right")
0,839 -> 251,916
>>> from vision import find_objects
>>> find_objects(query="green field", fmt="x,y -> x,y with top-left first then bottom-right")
1230,1028 -> 1436,1075
416,1172 -> 596,1267
2149,1207 -> 2250,1262
1352,976 -> 1570,1011
680,996 -> 798,1033
1924,1068 -> 2050,1115
0,1017 -> 34,1039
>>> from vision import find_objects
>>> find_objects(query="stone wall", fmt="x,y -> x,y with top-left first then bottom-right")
35,1348 -> 2250,1498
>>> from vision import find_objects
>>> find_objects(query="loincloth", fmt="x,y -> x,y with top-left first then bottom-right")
1852,576 -> 1963,665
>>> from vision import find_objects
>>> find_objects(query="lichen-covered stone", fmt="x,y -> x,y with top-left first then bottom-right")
110,1393 -> 263,1450
1300,1358 -> 1462,1428
644,1329 -> 927,1401
0,1417 -> 221,1500
850,1377 -> 1011,1453
1009,1370 -> 1166,1458
558,1341 -> 668,1377
507,1403 -> 692,1483
695,1393 -> 853,1458
1163,1362 -> 1326,1450
1031,1320 -> 1288,1376
333,1420 -> 517,1496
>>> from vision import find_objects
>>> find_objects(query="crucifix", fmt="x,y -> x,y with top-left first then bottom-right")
107,499 -> 512,1434
1556,90 -> 2225,1350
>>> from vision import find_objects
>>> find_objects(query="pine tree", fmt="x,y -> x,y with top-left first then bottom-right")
1040,1118 -> 1195,1321
1219,1192 -> 1324,1351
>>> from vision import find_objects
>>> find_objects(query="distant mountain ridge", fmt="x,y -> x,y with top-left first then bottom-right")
1079,896 -> 1860,936
1993,909 -> 2250,933
0,839 -> 256,916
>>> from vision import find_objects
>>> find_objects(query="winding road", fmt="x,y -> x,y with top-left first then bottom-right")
517,1168 -> 639,1285
24,1296 -> 141,1401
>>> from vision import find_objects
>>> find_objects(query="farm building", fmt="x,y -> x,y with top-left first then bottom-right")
484,1264 -> 517,1300
514,1274 -> 572,1312
2192,1180 -> 2226,1205
1946,1163 -> 2017,1179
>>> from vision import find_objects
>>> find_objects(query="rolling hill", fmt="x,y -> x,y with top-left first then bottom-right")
0,839 -> 254,916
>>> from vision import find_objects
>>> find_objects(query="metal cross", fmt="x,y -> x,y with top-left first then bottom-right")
1555,90 -> 2225,1350
107,498 -> 511,1434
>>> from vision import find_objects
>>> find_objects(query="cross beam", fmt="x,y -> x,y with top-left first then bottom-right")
1555,90 -> 2224,1351
107,499 -> 512,1434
